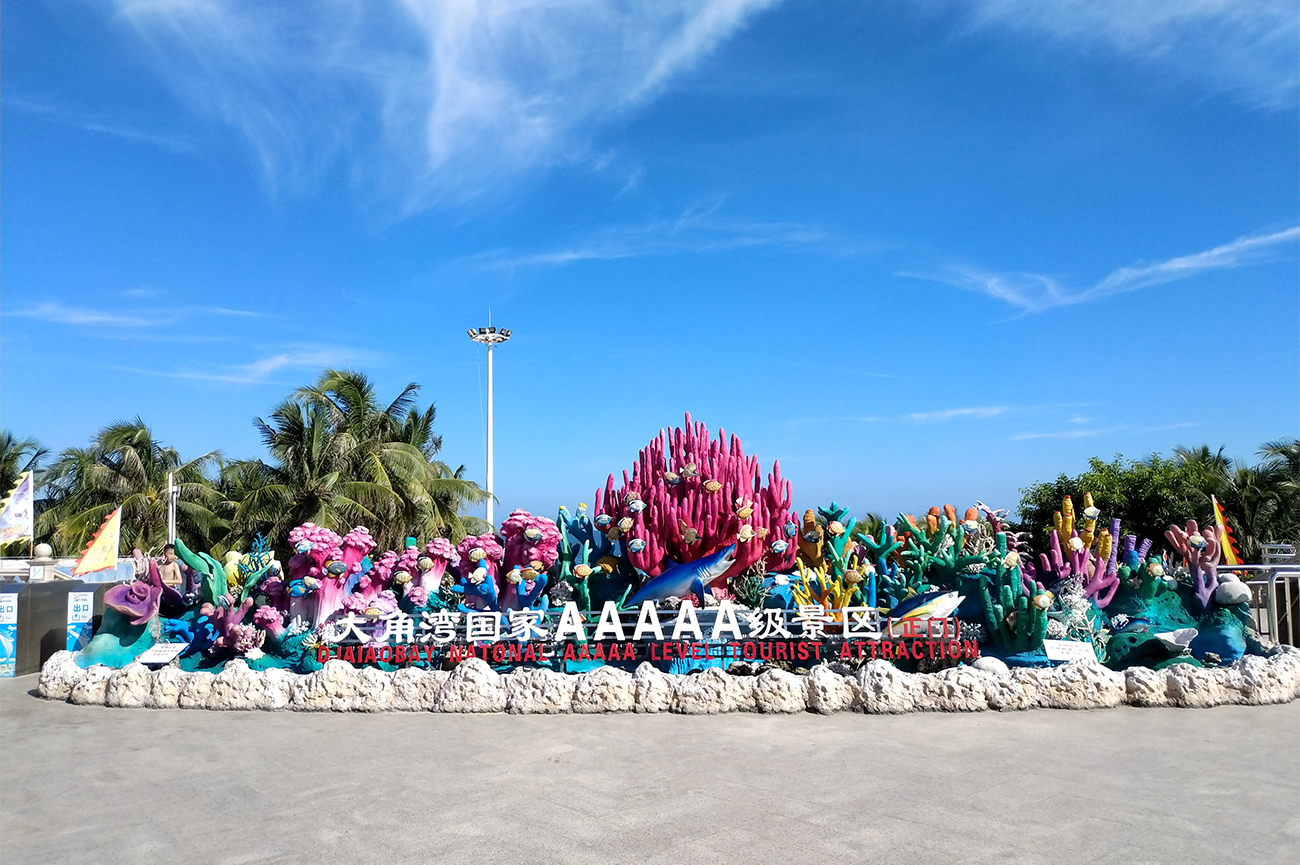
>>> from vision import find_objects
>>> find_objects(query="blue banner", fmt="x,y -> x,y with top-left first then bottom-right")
67,591 -> 95,652
0,593 -> 17,677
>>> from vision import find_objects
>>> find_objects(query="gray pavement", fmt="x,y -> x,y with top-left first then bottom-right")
1,674 -> 1297,865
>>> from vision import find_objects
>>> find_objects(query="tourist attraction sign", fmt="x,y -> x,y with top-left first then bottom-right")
309,600 -> 979,667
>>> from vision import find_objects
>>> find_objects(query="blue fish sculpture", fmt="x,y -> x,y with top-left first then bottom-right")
1112,617 -> 1152,635
624,544 -> 739,609
885,590 -> 964,637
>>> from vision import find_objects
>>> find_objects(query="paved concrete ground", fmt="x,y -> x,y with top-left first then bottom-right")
1,675 -> 1297,865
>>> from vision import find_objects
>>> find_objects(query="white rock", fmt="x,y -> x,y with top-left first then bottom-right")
105,663 -> 152,708
435,658 -> 506,713
1007,668 -> 1053,710
1215,581 -> 1251,605
261,668 -> 296,710
573,666 -> 636,713
985,670 -> 1041,711
504,668 -> 575,714
632,662 -> 677,713
854,660 -> 918,713
38,651 -> 85,701
917,667 -> 990,712
1124,667 -> 1171,707
1041,661 -> 1124,709
68,665 -> 113,706
754,669 -> 807,713
291,660 -> 361,711
147,666 -> 191,709
178,672 -> 215,708
207,660 -> 268,711
805,664 -> 856,714
389,668 -> 446,711
353,666 -> 393,711
1232,652 -> 1300,704
1165,663 -> 1227,708
970,656 -> 1010,677
671,667 -> 755,714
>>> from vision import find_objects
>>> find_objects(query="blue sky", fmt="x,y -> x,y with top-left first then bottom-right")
3,0 -> 1297,525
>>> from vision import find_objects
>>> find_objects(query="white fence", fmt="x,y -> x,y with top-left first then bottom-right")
0,557 -> 134,584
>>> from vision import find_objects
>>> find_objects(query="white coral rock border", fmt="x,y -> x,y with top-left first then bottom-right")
35,646 -> 1300,715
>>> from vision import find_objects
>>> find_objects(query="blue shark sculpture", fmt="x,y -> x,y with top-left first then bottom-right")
624,544 -> 739,609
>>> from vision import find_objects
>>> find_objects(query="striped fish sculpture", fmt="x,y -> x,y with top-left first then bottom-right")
885,590 -> 964,637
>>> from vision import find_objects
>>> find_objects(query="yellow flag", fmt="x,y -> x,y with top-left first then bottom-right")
73,507 -> 123,576
1211,495 -> 1243,567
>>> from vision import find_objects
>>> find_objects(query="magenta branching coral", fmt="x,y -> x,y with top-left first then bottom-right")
457,533 -> 504,580
253,604 -> 286,640
594,413 -> 797,582
310,525 -> 376,626
354,550 -> 399,607
340,527 -> 377,575
342,589 -> 398,618
287,523 -> 343,580
500,509 -> 562,571
393,545 -> 420,580
420,539 -> 460,591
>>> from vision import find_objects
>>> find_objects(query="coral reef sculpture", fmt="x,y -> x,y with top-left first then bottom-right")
49,416 -> 1280,698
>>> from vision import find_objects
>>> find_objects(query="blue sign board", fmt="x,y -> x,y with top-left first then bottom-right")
67,591 -> 95,652
0,592 -> 17,677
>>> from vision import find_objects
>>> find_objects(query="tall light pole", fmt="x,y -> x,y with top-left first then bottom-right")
467,323 -> 511,527
166,471 -> 178,544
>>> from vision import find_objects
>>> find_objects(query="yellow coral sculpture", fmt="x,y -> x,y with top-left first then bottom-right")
792,560 -> 856,617
1054,495 -> 1076,545
1079,492 -> 1098,548
1096,528 -> 1112,563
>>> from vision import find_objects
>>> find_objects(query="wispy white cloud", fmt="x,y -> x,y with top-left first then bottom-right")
1011,420 -> 1197,440
913,226 -> 1300,313
1011,426 -> 1124,441
3,97 -> 197,152
114,346 -> 379,385
4,301 -> 268,329
5,303 -> 154,328
106,0 -> 781,210
210,307 -> 270,319
464,204 -> 829,269
118,286 -> 169,299
959,0 -> 1298,106
908,406 -> 1006,423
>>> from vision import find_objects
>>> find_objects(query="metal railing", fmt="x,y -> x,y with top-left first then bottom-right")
1232,563 -> 1300,647
0,556 -> 134,583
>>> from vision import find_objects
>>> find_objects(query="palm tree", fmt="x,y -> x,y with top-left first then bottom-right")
227,370 -> 488,551
224,399 -> 386,548
1172,444 -> 1233,498
1259,438 -> 1300,483
1175,441 -> 1298,560
37,419 -> 225,556
1,430 -> 46,497
1258,437 -> 1299,549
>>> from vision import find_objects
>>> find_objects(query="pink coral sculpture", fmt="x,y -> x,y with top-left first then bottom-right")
500,509 -> 562,571
594,413 -> 797,583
